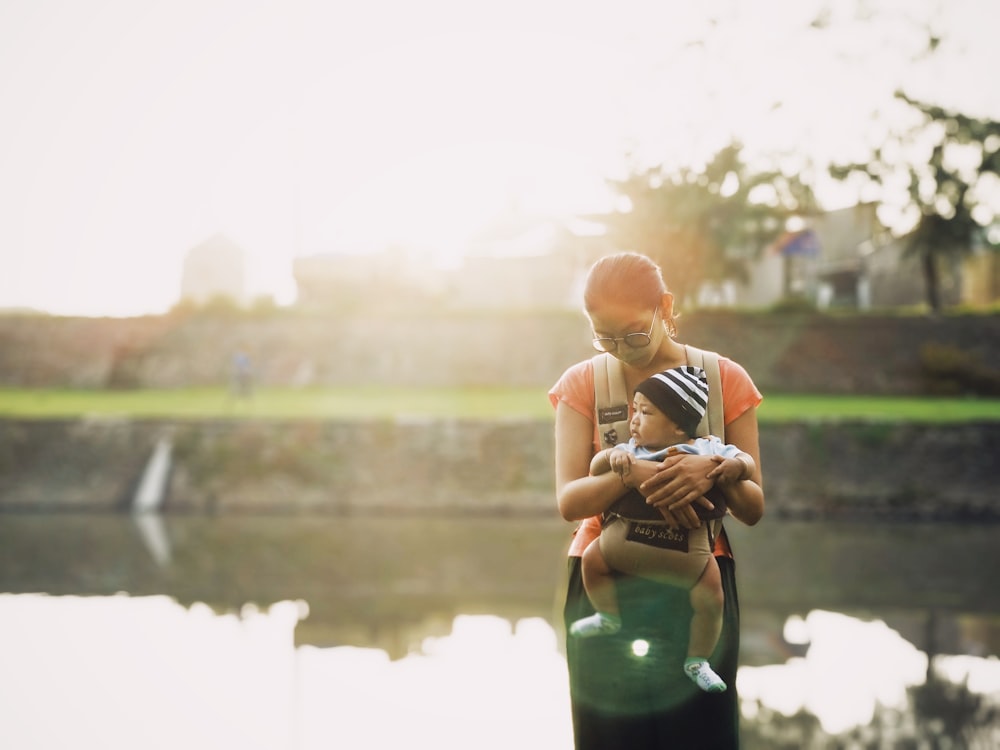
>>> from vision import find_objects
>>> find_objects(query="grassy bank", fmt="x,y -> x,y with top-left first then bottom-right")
1,387 -> 1000,422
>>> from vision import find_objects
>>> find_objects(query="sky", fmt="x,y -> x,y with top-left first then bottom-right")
1,0 -> 998,317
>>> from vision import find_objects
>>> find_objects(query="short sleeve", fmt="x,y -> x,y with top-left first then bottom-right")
548,359 -> 596,422
718,356 -> 763,426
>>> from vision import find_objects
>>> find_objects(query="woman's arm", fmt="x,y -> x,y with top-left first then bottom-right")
708,452 -> 764,526
719,407 -> 764,526
589,448 -> 614,477
554,402 -> 630,521
715,472 -> 764,525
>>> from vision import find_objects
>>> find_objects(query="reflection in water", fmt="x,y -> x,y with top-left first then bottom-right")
741,610 -> 930,732
0,595 -> 571,750
740,609 -> 1000,748
131,513 -> 172,567
0,594 -> 301,749
297,614 -> 571,749
2,594 -> 998,749
1,516 -> 999,747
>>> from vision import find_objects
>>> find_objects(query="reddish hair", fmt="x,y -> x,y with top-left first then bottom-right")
584,252 -> 678,334
583,252 -> 668,310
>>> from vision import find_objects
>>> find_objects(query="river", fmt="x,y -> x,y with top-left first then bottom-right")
1,514 -> 998,749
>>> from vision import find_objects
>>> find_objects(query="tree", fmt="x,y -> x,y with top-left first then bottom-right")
593,143 -> 815,306
830,92 -> 1000,313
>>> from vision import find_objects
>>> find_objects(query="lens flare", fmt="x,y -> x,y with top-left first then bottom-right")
631,639 -> 650,657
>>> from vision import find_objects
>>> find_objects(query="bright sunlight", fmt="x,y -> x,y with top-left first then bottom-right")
1,0 -> 995,316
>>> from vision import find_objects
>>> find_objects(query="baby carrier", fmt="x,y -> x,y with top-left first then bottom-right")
593,346 -> 727,530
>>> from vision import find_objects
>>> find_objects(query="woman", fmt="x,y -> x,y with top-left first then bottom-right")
549,252 -> 764,749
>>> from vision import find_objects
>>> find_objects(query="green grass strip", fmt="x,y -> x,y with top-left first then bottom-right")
755,394 -> 1000,423
0,387 -> 549,420
0,387 -> 999,422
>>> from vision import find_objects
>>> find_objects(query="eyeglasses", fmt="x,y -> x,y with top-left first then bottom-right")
592,310 -> 659,353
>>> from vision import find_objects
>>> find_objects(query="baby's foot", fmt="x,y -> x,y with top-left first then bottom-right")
684,658 -> 727,693
569,612 -> 621,638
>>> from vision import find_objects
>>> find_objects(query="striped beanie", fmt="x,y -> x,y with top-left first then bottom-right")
634,366 -> 709,438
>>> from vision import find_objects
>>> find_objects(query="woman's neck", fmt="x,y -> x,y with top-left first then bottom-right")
629,338 -> 688,379
618,339 -> 688,398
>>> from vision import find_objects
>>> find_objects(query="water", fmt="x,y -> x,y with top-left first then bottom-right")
1,514 -> 998,749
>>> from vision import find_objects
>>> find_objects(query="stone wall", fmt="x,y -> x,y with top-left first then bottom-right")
2,310 -> 999,394
2,418 -> 997,520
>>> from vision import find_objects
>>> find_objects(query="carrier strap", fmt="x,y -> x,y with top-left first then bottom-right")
593,345 -> 728,534
683,345 -> 723,439
591,345 -> 723,444
592,352 -> 631,449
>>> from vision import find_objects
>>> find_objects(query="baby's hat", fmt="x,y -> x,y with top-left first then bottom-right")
634,366 -> 708,437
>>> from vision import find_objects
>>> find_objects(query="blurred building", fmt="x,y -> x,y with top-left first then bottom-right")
291,213 -> 611,313
179,234 -> 247,306
291,203 -> 991,314
738,203 -> 964,310
447,213 -> 610,311
292,247 -> 436,311
961,246 -> 1000,307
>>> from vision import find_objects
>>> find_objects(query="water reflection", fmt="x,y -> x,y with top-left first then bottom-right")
0,594 -> 302,749
740,609 -> 1000,748
742,610 -> 928,731
0,594 -> 571,750
298,614 -> 571,749
0,515 -> 998,748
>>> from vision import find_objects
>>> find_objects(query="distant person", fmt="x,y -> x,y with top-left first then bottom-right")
568,366 -> 762,695
230,349 -> 253,398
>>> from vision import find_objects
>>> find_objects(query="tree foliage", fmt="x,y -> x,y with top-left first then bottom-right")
594,143 -> 815,305
830,92 -> 1000,312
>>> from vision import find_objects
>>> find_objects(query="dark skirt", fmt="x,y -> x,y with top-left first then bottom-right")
563,549 -> 741,749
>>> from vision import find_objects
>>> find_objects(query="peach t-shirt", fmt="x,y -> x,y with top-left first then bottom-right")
548,355 -> 763,558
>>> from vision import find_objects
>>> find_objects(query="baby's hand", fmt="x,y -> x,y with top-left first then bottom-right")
609,449 -> 636,477
706,455 -> 744,485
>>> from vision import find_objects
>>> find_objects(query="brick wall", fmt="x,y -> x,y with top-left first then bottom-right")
1,418 -> 997,520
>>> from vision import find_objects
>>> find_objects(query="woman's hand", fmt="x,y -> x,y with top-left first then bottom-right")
612,458 -> 686,527
638,454 -> 717,529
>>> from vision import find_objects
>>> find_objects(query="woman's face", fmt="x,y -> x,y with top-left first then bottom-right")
587,302 -> 663,367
